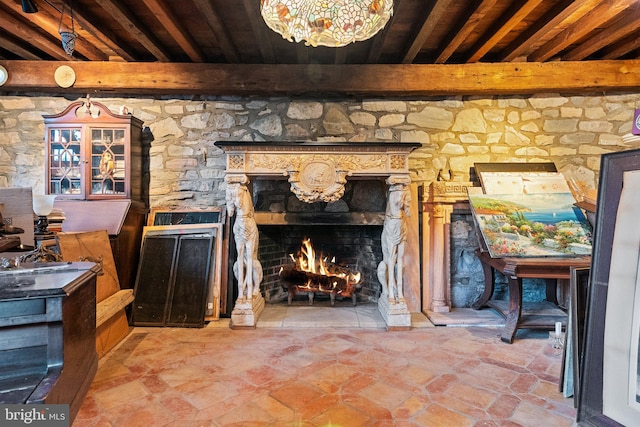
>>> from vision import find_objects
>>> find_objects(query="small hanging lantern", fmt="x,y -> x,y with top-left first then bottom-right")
58,1 -> 77,56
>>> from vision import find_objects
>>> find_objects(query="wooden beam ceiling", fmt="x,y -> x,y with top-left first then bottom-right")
1,60 -> 639,97
98,0 -> 172,62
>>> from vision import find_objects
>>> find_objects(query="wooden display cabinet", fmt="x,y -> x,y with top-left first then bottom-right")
43,101 -> 143,202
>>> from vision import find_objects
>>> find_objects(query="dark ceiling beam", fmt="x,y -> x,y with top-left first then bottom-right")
500,0 -> 593,62
401,0 -> 451,64
141,0 -> 206,62
242,0 -> 276,64
97,0 -> 172,61
562,9 -> 640,61
0,0 -> 108,61
601,35 -> 640,60
529,0 -> 636,62
47,1 -> 137,61
192,0 -> 241,63
2,60 -> 639,96
367,0 -> 404,63
296,45 -> 309,64
435,0 -> 498,64
0,7 -> 72,60
0,35 -> 43,60
465,0 -> 543,63
334,48 -> 347,65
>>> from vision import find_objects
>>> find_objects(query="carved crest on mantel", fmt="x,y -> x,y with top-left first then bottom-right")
288,158 -> 349,203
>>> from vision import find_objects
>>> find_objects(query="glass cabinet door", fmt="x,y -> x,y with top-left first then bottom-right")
48,127 -> 82,195
90,127 -> 127,195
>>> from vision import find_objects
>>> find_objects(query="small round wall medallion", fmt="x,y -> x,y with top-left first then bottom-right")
0,65 -> 8,86
54,65 -> 76,88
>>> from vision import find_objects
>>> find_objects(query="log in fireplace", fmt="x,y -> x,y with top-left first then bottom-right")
254,178 -> 386,306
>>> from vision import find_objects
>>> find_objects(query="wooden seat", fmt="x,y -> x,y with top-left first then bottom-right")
56,231 -> 133,357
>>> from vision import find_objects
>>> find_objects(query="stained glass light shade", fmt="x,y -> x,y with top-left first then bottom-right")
260,0 -> 393,47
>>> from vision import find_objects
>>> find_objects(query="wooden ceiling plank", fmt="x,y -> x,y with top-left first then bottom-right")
193,0 -> 241,63
563,9 -> 640,61
97,0 -> 172,62
435,0 -> 498,64
54,2 -> 137,61
334,48 -> 347,65
2,60 -> 639,96
296,45 -> 309,64
367,0 -> 404,63
466,0 -> 544,63
141,0 -> 206,62
0,0 -> 108,61
501,0 -> 595,61
0,9 -> 70,60
0,35 -> 44,60
529,0 -> 637,62
242,0 -> 276,64
601,35 -> 640,60
401,0 -> 452,64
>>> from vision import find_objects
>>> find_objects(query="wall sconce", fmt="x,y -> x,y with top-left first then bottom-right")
58,1 -> 77,56
33,195 -> 57,235
21,0 -> 38,13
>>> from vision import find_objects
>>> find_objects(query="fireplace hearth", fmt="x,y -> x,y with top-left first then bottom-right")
215,141 -> 420,329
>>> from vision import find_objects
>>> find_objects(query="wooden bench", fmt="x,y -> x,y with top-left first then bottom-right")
56,231 -> 133,357
96,289 -> 134,327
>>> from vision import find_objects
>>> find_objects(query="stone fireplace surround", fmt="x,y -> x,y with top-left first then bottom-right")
215,141 -> 420,329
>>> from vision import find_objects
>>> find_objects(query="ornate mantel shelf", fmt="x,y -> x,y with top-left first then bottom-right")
215,141 -> 421,329
215,141 -> 421,195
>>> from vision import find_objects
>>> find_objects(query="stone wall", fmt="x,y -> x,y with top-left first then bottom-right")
1,93 -> 640,206
2,92 -> 639,308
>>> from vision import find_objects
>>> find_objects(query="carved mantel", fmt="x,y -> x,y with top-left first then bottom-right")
215,142 -> 421,328
215,141 -> 419,177
422,181 -> 475,313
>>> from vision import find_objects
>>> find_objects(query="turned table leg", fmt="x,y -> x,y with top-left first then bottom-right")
501,276 -> 523,344
472,258 -> 495,310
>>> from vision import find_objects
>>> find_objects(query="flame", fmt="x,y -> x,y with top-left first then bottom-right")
290,238 -> 362,285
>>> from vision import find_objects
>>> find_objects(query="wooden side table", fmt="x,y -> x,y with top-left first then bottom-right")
472,250 -> 591,343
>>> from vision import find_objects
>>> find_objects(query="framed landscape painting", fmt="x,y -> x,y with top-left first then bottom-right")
578,148 -> 640,426
468,192 -> 592,257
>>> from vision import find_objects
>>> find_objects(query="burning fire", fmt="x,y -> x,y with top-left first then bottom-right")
279,238 -> 362,294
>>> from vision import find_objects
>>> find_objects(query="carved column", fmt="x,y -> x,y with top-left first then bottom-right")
226,175 -> 265,328
422,182 -> 474,314
377,174 -> 412,329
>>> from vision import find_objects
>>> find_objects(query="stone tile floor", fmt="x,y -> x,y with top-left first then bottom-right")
74,304 -> 576,426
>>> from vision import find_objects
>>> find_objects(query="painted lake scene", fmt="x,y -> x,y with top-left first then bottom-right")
469,192 -> 593,257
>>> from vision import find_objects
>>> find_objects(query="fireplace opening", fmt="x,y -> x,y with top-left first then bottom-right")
259,225 -> 383,305
253,178 -> 387,306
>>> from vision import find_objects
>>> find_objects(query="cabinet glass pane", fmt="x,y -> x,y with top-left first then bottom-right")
48,128 -> 81,195
90,128 -> 126,195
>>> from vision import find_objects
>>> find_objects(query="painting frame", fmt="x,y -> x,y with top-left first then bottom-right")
578,148 -> 640,426
147,205 -> 225,227
473,161 -> 557,191
468,192 -> 592,258
569,266 -> 591,407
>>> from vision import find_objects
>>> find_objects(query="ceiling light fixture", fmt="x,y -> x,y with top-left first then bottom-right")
260,0 -> 393,48
21,0 -> 38,13
58,0 -> 77,56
